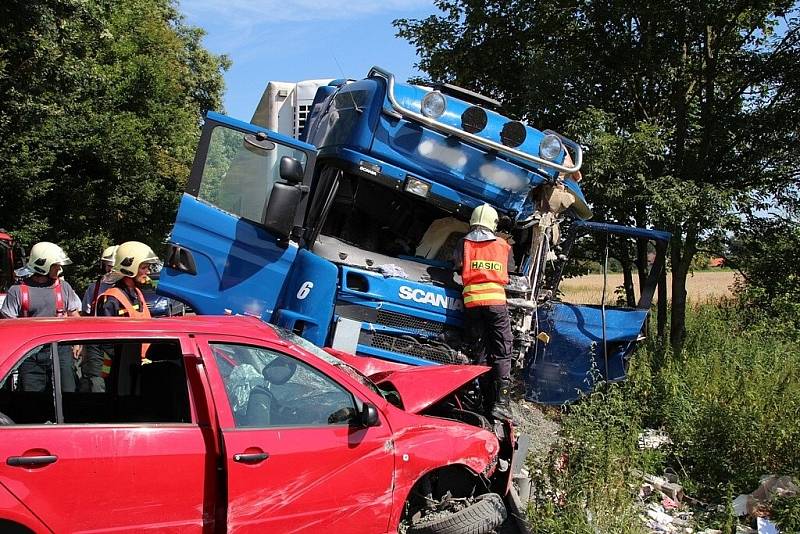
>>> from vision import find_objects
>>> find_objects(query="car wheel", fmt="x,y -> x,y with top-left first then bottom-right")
407,493 -> 507,534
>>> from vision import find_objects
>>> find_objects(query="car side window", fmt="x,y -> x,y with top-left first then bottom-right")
211,343 -> 357,428
0,344 -> 57,424
0,340 -> 191,426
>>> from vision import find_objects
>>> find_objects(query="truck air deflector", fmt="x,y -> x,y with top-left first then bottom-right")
368,66 -> 582,175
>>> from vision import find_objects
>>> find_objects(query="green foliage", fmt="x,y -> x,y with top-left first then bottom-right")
0,0 -> 229,290
772,493 -> 800,533
528,303 -> 800,530
729,215 -> 800,335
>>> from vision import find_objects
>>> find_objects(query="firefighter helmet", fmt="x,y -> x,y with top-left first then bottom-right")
101,245 -> 118,265
469,204 -> 499,232
113,241 -> 159,278
26,242 -> 72,276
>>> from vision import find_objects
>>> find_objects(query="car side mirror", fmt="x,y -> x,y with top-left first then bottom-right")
279,156 -> 304,184
359,403 -> 380,427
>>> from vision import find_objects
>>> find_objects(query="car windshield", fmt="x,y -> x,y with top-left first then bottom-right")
267,324 -> 384,397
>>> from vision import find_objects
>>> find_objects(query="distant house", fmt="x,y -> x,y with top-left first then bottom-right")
708,257 -> 725,268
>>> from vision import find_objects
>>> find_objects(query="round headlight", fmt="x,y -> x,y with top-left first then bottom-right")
539,134 -> 563,161
421,91 -> 446,119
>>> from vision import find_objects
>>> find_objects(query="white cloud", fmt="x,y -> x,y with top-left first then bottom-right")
180,0 -> 432,24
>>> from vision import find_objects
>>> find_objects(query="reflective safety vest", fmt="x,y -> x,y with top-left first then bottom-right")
97,287 -> 151,378
20,279 -> 65,317
461,238 -> 510,308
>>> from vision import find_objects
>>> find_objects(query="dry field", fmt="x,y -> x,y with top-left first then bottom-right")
558,270 -> 737,305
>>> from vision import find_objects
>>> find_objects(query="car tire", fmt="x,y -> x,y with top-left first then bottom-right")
407,493 -> 507,534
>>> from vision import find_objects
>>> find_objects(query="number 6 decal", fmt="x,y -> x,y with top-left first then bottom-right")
296,281 -> 314,300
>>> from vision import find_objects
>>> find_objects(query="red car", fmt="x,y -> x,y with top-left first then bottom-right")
0,316 -> 519,533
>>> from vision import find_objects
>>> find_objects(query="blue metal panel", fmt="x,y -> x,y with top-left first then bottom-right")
356,344 -> 438,366
272,249 -> 338,346
573,221 -> 672,242
158,194 -> 298,321
524,302 -> 648,405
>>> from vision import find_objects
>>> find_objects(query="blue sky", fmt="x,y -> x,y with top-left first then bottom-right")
179,0 -> 437,120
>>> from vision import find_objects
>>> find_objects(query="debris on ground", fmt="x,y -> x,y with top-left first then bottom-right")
733,475 -> 798,516
638,428 -> 674,450
508,398 -> 560,461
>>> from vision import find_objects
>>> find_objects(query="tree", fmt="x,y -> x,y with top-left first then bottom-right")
396,0 -> 800,351
0,0 -> 229,289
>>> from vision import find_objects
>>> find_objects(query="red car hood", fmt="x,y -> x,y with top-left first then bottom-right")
324,348 -> 489,414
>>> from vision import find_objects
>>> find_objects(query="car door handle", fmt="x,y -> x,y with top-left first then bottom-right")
7,455 -> 58,467
233,452 -> 269,463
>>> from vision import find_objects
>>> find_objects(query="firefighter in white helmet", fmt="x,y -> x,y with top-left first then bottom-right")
0,242 -> 81,391
81,245 -> 118,315
453,205 -> 515,420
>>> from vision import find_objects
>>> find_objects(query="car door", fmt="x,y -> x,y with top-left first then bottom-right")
0,334 -> 211,532
157,113 -> 317,322
197,334 -> 395,533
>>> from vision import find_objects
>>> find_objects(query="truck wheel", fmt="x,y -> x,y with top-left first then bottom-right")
407,493 -> 507,534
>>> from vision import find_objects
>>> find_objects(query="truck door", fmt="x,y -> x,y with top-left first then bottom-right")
525,222 -> 670,405
158,112 -> 317,321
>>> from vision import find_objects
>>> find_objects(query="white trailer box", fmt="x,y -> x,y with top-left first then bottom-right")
251,79 -> 333,138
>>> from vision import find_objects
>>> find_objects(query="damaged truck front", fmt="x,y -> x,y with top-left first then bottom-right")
158,66 -> 666,408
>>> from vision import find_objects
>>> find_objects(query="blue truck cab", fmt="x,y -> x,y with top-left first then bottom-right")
158,67 -> 667,404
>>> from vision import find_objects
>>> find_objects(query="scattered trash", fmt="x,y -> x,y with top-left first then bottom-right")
733,475 -> 799,516
633,469 -> 685,503
642,503 -> 693,533
756,517 -> 780,534
639,429 -> 674,450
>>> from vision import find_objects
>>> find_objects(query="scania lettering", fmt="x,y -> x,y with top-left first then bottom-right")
158,67 -> 669,403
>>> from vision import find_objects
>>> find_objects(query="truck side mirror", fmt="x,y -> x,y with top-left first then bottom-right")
263,158 -> 306,240
279,156 -> 304,184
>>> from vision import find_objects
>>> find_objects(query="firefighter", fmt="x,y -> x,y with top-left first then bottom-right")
454,204 -> 514,420
94,241 -> 158,319
87,242 -> 158,388
0,242 -> 81,392
81,245 -> 117,315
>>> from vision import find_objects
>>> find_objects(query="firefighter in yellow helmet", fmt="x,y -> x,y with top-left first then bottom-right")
453,204 -> 515,420
0,242 -> 81,392
95,241 -> 159,319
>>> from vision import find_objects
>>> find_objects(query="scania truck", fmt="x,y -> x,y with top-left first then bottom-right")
158,67 -> 668,405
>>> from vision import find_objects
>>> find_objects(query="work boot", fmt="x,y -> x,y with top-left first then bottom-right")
490,378 -> 513,420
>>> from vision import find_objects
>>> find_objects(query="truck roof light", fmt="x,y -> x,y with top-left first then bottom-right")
405,176 -> 430,197
500,121 -> 527,148
461,106 -> 487,134
539,134 -> 564,161
421,91 -> 446,119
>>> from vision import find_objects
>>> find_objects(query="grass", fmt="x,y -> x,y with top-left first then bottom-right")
525,301 -> 800,533
559,270 -> 736,305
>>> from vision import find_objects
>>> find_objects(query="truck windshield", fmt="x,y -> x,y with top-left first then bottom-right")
198,125 -> 307,223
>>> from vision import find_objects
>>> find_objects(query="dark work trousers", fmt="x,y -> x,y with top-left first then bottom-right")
463,304 -> 513,380
19,345 -> 77,393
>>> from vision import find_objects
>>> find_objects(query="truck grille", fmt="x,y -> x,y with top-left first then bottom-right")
375,309 -> 446,334
367,332 -> 468,366
336,303 -> 465,365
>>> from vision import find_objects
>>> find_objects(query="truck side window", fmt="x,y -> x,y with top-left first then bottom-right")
211,343 -> 357,428
198,126 -> 307,223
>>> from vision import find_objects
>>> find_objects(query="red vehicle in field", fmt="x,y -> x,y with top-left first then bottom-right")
0,316 -> 520,533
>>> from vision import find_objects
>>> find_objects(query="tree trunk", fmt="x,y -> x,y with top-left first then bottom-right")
622,262 -> 636,307
669,230 -> 697,353
657,264 -> 668,341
